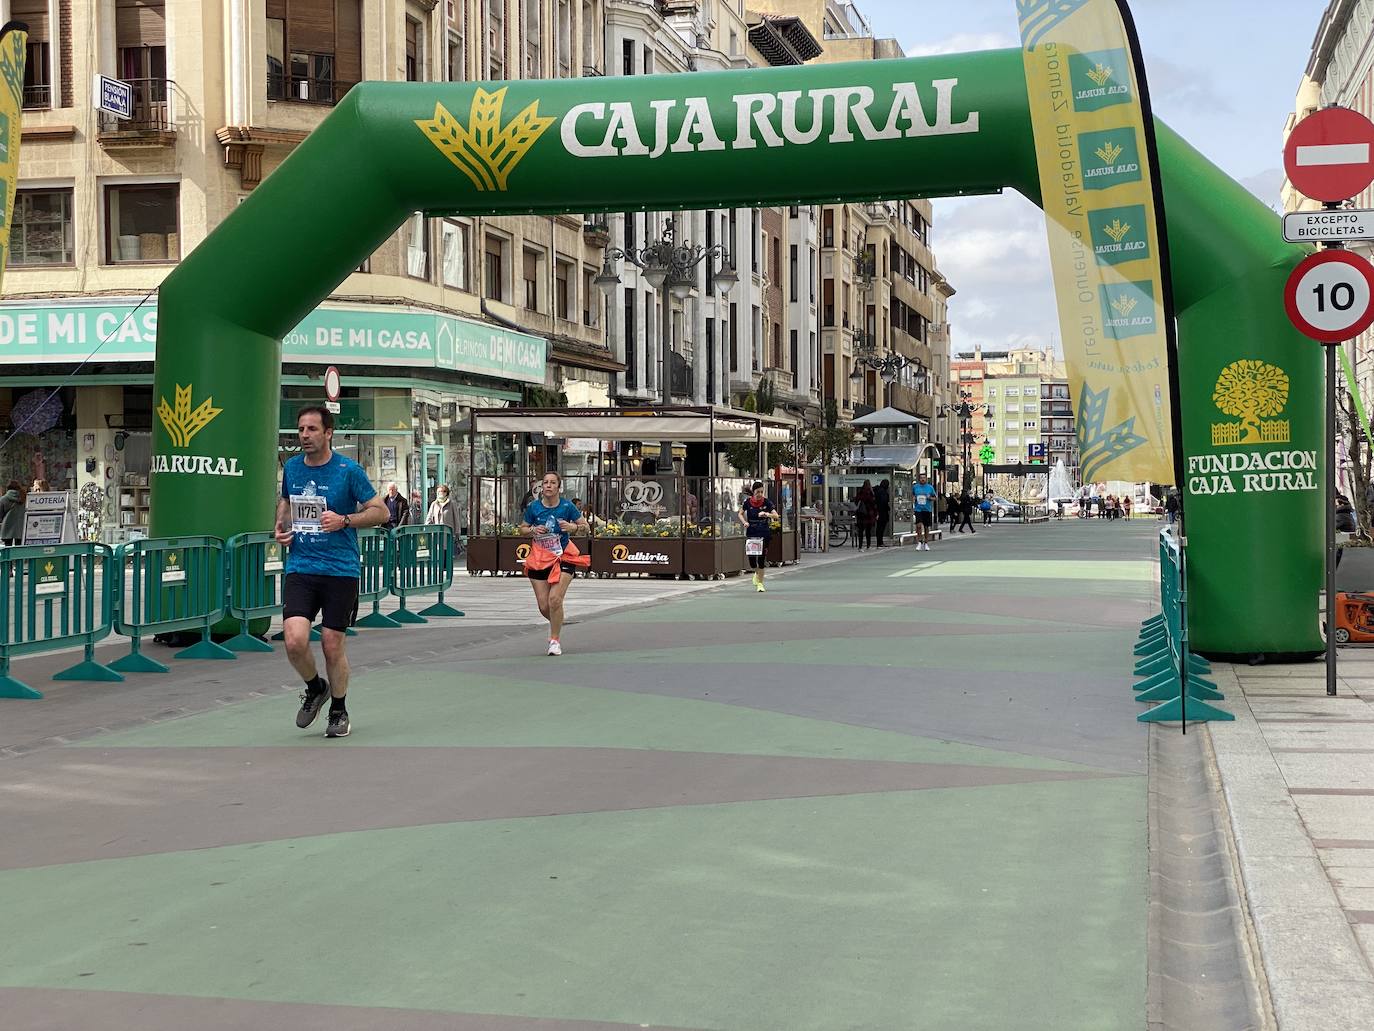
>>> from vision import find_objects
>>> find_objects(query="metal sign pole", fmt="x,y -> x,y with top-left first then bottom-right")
1328,338 -> 1339,697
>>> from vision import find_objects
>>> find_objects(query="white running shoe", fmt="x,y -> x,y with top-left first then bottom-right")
547,639 -> 562,656
922,542 -> 930,551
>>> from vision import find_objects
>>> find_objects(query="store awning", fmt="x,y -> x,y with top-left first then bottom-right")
846,443 -> 938,470
469,406 -> 797,442
849,406 -> 925,428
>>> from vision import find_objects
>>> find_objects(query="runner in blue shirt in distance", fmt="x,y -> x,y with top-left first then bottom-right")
911,471 -> 937,552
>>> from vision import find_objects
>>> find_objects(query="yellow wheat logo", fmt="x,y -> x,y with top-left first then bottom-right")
157,384 -> 222,449
1103,218 -> 1132,242
1110,295 -> 1138,318
1211,359 -> 1291,446
1095,141 -> 1123,166
415,89 -> 555,192
43,561 -> 53,575
1086,64 -> 1114,87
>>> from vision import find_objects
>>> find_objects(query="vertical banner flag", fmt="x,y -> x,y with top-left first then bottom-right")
1017,0 -> 1177,485
0,23 -> 27,294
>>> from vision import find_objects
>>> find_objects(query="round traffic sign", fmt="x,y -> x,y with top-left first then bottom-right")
323,365 -> 341,402
1284,250 -> 1374,342
1284,107 -> 1374,203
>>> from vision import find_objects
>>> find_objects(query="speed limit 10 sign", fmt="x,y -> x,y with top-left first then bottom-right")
1284,249 -> 1374,343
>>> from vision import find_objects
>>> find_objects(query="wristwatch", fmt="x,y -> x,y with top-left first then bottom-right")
343,515 -> 351,528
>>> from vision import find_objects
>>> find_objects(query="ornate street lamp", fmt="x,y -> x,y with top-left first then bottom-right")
596,216 -> 737,406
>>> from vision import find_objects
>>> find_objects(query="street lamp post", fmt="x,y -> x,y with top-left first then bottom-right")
595,216 -> 738,409
937,390 -> 991,494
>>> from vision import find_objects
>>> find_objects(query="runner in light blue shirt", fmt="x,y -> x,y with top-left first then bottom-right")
911,472 -> 937,552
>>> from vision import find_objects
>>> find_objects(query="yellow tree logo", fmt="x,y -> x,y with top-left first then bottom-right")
415,88 -> 555,192
1110,294 -> 1138,318
157,384 -> 222,448
1103,218 -> 1132,242
1211,360 -> 1291,446
1086,63 -> 1114,87
1095,140 -> 1123,166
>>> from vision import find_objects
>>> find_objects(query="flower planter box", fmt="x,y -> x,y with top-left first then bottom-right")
766,530 -> 799,565
720,535 -> 748,576
590,536 -> 683,576
683,537 -> 721,578
465,535 -> 498,574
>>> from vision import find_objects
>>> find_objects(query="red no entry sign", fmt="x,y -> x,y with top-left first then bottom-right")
1285,107 -> 1374,203
1284,250 -> 1374,342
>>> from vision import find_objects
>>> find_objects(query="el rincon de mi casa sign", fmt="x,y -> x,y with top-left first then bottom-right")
0,301 -> 546,383
150,45 -> 1323,657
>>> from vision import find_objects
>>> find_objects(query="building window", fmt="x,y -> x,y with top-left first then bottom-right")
11,188 -> 74,266
13,0 -> 50,109
116,0 -> 167,122
789,244 -> 798,302
581,0 -> 596,71
448,28 -> 464,81
1024,420 -> 1037,429
642,46 -> 654,75
624,291 -> 637,389
523,247 -> 542,310
555,259 -> 573,320
622,37 -> 634,75
266,0 -> 361,105
484,234 -> 506,302
1005,387 -> 1019,397
105,183 -> 179,264
557,0 -> 572,77
524,0 -> 542,78
405,17 -> 424,82
405,212 -> 430,280
583,268 -> 600,328
487,0 -> 506,79
441,220 -> 470,289
986,387 -> 997,397
1024,403 -> 1038,413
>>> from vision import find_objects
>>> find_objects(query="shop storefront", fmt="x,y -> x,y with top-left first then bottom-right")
0,299 -> 546,543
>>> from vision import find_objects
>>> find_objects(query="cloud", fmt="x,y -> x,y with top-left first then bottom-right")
1238,168 -> 1284,210
907,32 -> 1019,58
931,194 -> 1060,354
1141,54 -> 1234,119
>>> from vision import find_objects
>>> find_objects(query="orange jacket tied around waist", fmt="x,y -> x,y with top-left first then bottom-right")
524,539 -> 590,583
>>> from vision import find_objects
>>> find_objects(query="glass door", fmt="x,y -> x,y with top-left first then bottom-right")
421,445 -> 446,516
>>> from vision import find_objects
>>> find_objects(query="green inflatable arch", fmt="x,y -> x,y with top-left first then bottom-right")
151,49 -> 1320,656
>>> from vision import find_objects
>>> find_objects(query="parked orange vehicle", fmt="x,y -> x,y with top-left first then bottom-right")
1334,592 -> 1374,644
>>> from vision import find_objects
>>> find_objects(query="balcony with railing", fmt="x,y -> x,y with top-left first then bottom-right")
97,79 -> 178,148
267,71 -> 356,107
22,83 -> 51,110
582,215 -> 611,247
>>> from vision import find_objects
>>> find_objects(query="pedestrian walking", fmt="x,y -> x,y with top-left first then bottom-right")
382,482 -> 409,528
520,472 -> 589,655
875,479 -> 891,548
739,480 -> 777,592
1123,496 -> 1133,520
980,496 -> 993,525
1165,491 -> 1180,525
957,491 -> 976,534
276,405 -> 389,739
853,480 -> 877,550
409,489 -> 424,524
947,491 -> 961,532
0,480 -> 25,545
911,472 -> 937,551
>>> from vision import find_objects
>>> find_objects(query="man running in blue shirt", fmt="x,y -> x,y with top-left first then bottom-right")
911,472 -> 937,552
275,405 -> 389,738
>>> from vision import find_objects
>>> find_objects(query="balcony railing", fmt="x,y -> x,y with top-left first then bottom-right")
268,72 -> 355,106
22,83 -> 51,109
97,79 -> 178,141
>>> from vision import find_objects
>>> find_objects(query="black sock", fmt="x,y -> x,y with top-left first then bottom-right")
330,695 -> 347,713
305,674 -> 325,695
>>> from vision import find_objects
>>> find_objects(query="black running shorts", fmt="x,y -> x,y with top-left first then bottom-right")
282,573 -> 359,632
526,562 -> 577,582
914,511 -> 934,527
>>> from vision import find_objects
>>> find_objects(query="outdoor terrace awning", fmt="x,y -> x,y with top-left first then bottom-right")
469,406 -> 796,442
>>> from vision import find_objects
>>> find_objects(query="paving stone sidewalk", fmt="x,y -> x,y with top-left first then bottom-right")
1206,649 -> 1374,1030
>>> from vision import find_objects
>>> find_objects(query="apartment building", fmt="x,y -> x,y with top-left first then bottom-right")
953,347 -> 1072,480
4,0 -> 612,539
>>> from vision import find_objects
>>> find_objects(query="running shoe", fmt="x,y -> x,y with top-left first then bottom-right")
752,572 -> 761,588
548,639 -> 562,656
325,707 -> 350,738
756,581 -> 766,593
296,679 -> 329,729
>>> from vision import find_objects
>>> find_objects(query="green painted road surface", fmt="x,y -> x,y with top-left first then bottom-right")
0,519 -> 1155,1030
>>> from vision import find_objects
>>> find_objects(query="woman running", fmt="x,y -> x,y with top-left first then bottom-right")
520,471 -> 589,655
739,480 -> 777,593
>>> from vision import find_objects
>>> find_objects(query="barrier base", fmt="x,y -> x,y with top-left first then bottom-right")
1137,696 -> 1234,723
53,659 -> 124,683
1136,675 -> 1224,703
175,639 -> 237,661
388,607 -> 428,624
109,651 -> 170,674
0,675 -> 42,699
271,626 -> 321,642
419,600 -> 464,617
1134,633 -> 1167,656
354,611 -> 402,629
224,633 -> 274,653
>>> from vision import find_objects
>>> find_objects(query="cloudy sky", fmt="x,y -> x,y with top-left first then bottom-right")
854,0 -> 1319,354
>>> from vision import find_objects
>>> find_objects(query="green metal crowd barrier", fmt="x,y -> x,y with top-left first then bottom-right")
389,525 -> 464,623
111,536 -> 235,672
0,543 -> 120,698
225,532 -> 287,653
0,526 -> 466,698
354,527 -> 401,629
1135,528 -> 1231,726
